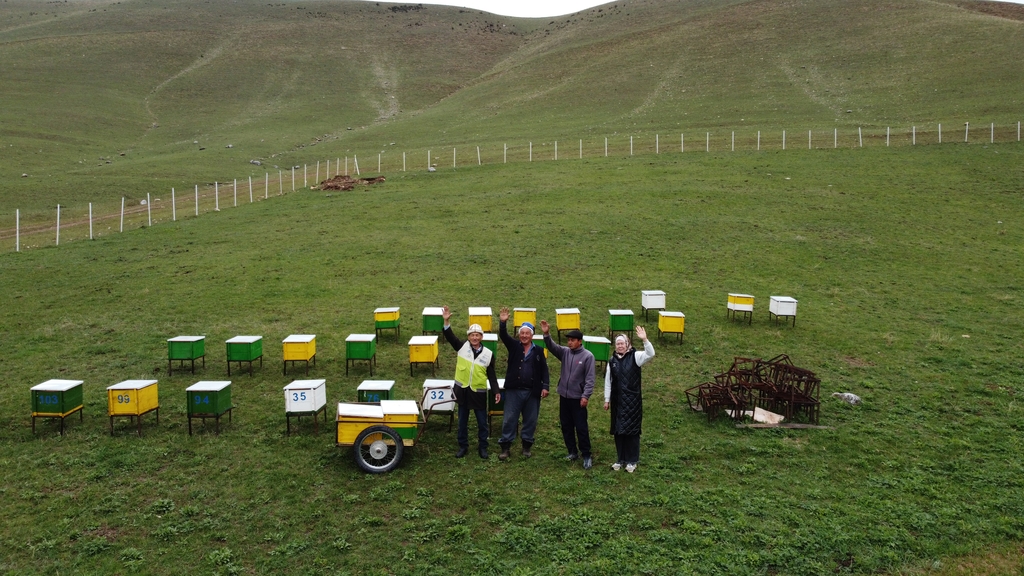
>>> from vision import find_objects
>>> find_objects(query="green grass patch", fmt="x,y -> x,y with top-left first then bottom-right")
1,144 -> 1023,574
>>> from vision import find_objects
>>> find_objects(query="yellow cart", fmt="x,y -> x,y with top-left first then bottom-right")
336,400 -> 423,474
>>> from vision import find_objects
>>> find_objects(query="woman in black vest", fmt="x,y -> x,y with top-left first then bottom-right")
603,326 -> 655,473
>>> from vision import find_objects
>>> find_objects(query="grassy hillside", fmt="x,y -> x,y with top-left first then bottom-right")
2,0 -> 1023,219
1,143 -> 1023,574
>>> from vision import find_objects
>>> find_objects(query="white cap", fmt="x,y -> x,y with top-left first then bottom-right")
467,324 -> 484,335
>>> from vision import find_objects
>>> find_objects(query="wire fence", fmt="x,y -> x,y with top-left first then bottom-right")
3,121 -> 1021,252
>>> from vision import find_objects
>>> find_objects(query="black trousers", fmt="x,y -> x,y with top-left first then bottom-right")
559,396 -> 591,458
614,434 -> 640,464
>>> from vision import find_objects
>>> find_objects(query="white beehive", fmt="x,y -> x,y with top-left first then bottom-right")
284,379 -> 327,413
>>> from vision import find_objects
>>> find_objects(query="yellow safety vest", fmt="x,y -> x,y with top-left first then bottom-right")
454,343 -> 492,392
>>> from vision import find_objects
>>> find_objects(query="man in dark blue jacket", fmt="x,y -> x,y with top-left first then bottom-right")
497,307 -> 550,461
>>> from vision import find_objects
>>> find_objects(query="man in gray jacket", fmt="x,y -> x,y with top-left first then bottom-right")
540,320 -> 595,470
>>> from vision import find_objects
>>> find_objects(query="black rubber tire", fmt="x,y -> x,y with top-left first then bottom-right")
353,425 -> 404,474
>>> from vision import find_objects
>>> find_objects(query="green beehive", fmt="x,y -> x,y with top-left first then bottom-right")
346,334 -> 377,360
583,336 -> 612,363
482,333 -> 498,354
169,336 -> 205,360
186,381 -> 232,416
226,336 -> 262,362
357,380 -> 394,403
31,380 -> 84,416
422,307 -> 444,333
608,309 -> 635,333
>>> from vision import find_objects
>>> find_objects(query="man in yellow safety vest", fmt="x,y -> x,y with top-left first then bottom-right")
442,305 -> 500,459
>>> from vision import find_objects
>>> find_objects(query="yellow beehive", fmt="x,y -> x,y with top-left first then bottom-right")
374,307 -> 400,323
283,335 -> 316,361
659,311 -> 686,334
381,400 -> 420,424
408,336 -> 439,363
556,308 -> 581,330
336,403 -> 385,445
468,307 -> 493,332
727,293 -> 755,312
513,308 -> 537,329
107,380 -> 159,417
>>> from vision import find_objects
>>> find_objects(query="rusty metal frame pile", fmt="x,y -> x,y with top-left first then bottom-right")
685,355 -> 820,424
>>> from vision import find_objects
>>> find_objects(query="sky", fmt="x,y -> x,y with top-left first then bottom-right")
364,0 -> 1024,18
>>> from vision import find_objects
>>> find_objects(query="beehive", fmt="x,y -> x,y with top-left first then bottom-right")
468,307 -> 493,332
583,335 -> 612,363
282,334 -> 316,361
226,336 -> 261,362
336,403 -> 385,445
532,335 -> 548,358
555,308 -> 581,331
381,400 -> 420,445
727,293 -> 755,312
769,296 -> 798,317
186,381 -> 232,416
513,308 -> 537,330
421,379 -> 455,413
346,334 -> 377,360
357,380 -> 395,403
608,309 -> 635,333
659,311 -> 686,334
284,379 -> 327,414
107,380 -> 159,417
422,307 -> 445,333
482,333 -> 498,354
168,336 -> 205,361
31,379 -> 83,417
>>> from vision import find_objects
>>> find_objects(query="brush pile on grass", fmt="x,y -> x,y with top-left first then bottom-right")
317,175 -> 385,191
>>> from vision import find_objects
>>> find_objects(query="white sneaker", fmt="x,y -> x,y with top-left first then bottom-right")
611,462 -> 622,471
625,463 -> 637,473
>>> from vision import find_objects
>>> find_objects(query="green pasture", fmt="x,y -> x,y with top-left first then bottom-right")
1,143 -> 1023,575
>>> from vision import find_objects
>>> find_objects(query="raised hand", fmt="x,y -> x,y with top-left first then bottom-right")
442,305 -> 451,322
540,320 -> 550,334
636,326 -> 647,340
499,307 -> 510,322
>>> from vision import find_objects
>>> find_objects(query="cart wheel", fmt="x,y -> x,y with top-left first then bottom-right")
353,425 -> 404,474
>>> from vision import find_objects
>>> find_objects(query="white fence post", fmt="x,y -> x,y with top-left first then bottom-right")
808,130 -> 811,150
327,159 -> 330,180
504,144 -> 507,164
291,167 -> 295,191
834,128 -> 837,149
913,126 -> 916,146
171,190 -> 176,221
303,164 -> 307,188
1018,121 -> 1021,142
757,131 -> 760,151
345,157 -> 349,176
579,139 -> 582,159
89,202 -> 94,239
453,148 -> 456,168
939,124 -> 942,143
706,132 -> 710,152
316,160 -> 320,184
249,177 -> 253,202
858,127 -> 862,148
555,141 -> 558,160
16,209 -> 20,252
354,155 -> 360,176
279,171 -> 283,195
195,185 -> 199,215
991,122 -> 994,143
529,142 -> 533,162
681,133 -> 684,153
965,122 -> 969,143
233,179 -> 237,207
630,136 -> 633,156
121,197 -> 125,232
336,158 -> 340,177
782,130 -> 786,150
656,134 -> 659,154
265,173 -> 269,199
605,137 -> 608,157
477,146 -> 481,165
216,182 -> 220,211
886,127 -> 890,147
56,204 -> 60,246
732,132 -> 735,152
147,193 -> 152,226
